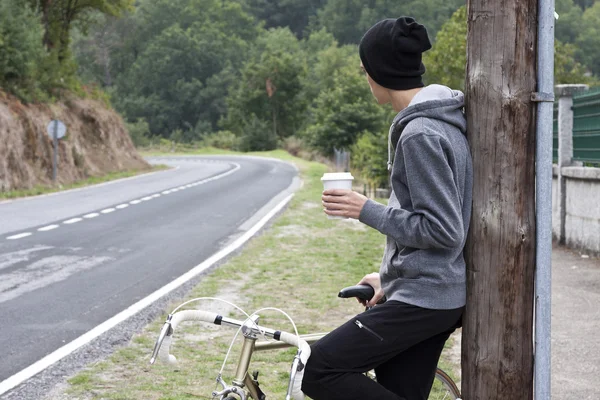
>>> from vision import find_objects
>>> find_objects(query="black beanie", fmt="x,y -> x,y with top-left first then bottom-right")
359,17 -> 432,90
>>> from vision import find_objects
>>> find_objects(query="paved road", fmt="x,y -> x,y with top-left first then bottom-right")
552,244 -> 600,400
0,156 -> 297,383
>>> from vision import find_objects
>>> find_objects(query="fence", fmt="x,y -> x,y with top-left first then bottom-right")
572,88 -> 600,164
333,148 -> 350,172
553,84 -> 600,255
554,87 -> 600,164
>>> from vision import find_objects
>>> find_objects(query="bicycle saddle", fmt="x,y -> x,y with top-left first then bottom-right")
338,284 -> 375,300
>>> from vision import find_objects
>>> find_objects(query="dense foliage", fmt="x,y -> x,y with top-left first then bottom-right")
1,0 -> 598,184
423,5 -> 598,89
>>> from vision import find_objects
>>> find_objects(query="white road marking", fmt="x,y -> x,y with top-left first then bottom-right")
0,191 -> 293,396
7,233 -> 32,240
3,161 -> 242,242
38,225 -> 59,232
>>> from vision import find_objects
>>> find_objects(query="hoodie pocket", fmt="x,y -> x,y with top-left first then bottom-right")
354,320 -> 384,342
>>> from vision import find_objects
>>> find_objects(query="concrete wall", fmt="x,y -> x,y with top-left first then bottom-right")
553,166 -> 600,255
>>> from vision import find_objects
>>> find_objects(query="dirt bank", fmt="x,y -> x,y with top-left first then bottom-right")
0,92 -> 149,191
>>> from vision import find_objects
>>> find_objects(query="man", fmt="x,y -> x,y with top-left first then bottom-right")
301,17 -> 473,400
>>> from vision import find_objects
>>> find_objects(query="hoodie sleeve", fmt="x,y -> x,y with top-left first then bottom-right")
359,132 -> 464,249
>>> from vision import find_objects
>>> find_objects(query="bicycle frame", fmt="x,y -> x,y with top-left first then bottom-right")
213,321 -> 326,400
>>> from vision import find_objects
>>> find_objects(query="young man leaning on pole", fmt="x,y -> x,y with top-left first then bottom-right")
301,17 -> 473,400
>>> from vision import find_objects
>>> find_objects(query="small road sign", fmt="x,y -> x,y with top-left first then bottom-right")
47,120 -> 67,140
46,120 -> 67,181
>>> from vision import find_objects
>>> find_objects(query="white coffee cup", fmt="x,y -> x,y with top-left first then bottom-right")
321,172 -> 354,219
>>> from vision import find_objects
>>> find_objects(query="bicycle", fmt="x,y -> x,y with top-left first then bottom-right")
150,284 -> 462,400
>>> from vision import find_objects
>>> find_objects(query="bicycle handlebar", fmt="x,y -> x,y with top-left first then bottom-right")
150,309 -> 310,400
149,286 -> 380,399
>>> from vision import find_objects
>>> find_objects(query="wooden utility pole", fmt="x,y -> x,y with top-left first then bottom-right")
463,1 -> 537,399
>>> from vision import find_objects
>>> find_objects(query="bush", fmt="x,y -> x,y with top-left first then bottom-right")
238,114 -> 278,152
126,119 -> 152,147
281,136 -> 305,156
0,2 -> 46,101
351,130 -> 390,188
201,131 -> 240,150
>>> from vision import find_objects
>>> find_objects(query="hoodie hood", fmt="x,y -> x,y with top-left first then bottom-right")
386,85 -> 466,170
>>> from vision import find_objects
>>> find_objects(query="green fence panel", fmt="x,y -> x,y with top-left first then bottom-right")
572,88 -> 600,163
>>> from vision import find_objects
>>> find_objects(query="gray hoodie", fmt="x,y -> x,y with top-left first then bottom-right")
358,85 -> 473,310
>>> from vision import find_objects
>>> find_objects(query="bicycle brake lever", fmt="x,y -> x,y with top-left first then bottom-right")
150,314 -> 173,365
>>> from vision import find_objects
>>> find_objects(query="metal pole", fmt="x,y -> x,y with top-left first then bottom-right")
535,0 -> 555,398
52,121 -> 58,182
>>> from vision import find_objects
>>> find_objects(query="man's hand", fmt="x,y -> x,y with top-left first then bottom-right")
357,272 -> 384,308
322,189 -> 368,220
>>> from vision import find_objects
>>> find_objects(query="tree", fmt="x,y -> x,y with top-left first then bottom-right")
555,40 -> 598,85
315,0 -> 464,44
555,0 -> 584,44
225,28 -> 307,148
576,2 -> 600,75
573,0 -> 595,10
0,1 -> 46,100
28,0 -> 133,60
72,14 -> 123,87
115,21 -> 251,137
424,5 -> 595,89
244,0 -> 326,37
300,31 -> 356,108
351,130 -> 389,188
303,62 -> 388,155
95,0 -> 260,137
422,6 -> 467,89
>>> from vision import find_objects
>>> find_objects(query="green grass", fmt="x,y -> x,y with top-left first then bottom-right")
0,164 -> 170,200
60,150 -> 461,399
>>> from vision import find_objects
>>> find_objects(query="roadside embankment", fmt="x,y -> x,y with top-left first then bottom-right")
0,91 -> 149,192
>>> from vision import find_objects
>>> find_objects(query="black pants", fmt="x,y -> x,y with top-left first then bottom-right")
301,301 -> 463,400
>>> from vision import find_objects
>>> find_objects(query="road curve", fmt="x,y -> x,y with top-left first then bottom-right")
0,155 -> 298,395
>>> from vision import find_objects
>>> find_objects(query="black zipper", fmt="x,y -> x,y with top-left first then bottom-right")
354,320 -> 384,341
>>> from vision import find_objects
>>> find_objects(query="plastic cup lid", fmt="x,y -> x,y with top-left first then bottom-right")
321,172 -> 354,181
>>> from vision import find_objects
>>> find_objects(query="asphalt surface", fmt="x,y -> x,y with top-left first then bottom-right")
552,244 -> 600,400
0,155 -> 297,396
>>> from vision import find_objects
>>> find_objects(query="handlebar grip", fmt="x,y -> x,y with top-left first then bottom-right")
155,310 -> 220,365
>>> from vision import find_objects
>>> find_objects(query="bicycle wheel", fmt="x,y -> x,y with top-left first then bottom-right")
429,368 -> 461,400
